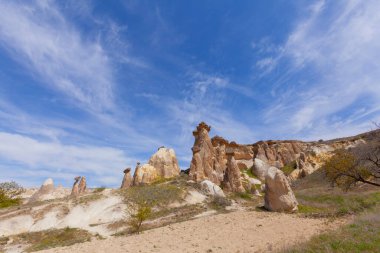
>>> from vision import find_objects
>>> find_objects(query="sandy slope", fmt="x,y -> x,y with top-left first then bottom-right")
40,210 -> 343,253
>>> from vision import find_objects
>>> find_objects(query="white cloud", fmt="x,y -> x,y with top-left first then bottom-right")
0,0 -> 115,112
0,132 -> 131,176
262,0 -> 380,137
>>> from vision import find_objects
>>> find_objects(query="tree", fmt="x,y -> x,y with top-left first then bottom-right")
324,147 -> 380,191
0,181 -> 24,208
127,202 -> 152,234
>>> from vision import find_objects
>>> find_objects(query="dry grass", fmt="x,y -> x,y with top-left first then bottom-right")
0,228 -> 92,252
282,206 -> 380,253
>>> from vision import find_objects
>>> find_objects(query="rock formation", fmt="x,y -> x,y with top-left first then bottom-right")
28,178 -> 54,203
133,162 -> 159,186
78,177 -> 86,194
200,180 -> 225,198
222,151 -> 245,193
71,176 -> 86,196
148,147 -> 180,178
120,168 -> 132,189
189,122 -> 223,184
264,167 -> 298,212
71,177 -> 80,196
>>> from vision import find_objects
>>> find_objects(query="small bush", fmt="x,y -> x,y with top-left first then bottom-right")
282,161 -> 297,176
127,203 -> 152,234
93,187 -> 106,193
0,181 -> 24,208
208,196 -> 232,211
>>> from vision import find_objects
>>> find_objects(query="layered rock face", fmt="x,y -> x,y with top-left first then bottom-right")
148,147 -> 180,178
222,151 -> 245,193
120,168 -> 133,189
264,167 -> 298,212
189,122 -> 223,184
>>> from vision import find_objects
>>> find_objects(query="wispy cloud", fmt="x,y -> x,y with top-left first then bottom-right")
0,0 -> 115,112
0,131 -> 132,186
260,0 -> 380,138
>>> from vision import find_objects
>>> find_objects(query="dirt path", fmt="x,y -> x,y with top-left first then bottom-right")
40,210 -> 343,253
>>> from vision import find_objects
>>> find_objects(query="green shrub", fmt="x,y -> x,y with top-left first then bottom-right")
0,181 -> 24,208
282,161 -> 297,176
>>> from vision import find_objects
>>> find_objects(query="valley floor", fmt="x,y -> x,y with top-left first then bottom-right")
38,210 -> 344,253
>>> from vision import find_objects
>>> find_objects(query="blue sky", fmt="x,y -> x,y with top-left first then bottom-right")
0,0 -> 379,187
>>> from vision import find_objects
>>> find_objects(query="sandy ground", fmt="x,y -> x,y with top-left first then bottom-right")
39,210 -> 344,253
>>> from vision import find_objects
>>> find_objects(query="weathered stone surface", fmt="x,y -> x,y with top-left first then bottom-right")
29,178 -> 54,202
148,147 -> 180,178
120,168 -> 132,189
70,176 -> 86,196
200,180 -> 225,198
222,152 -> 245,193
78,177 -> 86,194
133,163 -> 159,186
264,167 -> 298,212
189,122 -> 222,184
71,176 -> 81,196
252,158 -> 271,181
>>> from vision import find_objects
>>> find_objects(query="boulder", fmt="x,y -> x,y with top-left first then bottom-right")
189,122 -> 223,184
120,168 -> 133,189
133,163 -> 159,186
148,147 -> 180,178
200,180 -> 225,198
222,151 -> 245,193
28,178 -> 54,202
264,167 -> 298,212
252,158 -> 271,181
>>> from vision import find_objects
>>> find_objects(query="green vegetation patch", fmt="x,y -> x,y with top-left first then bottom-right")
282,160 -> 297,176
122,183 -> 184,207
283,206 -> 380,253
8,228 -> 92,252
296,191 -> 380,217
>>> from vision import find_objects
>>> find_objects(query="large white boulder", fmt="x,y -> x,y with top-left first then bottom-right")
252,158 -> 271,181
264,167 -> 298,212
200,180 -> 225,198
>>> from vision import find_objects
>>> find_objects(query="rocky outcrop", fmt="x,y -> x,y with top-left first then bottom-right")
148,147 -> 180,178
29,178 -> 54,203
222,151 -> 245,193
120,168 -> 133,189
71,176 -> 86,197
132,147 -> 181,186
79,177 -> 86,194
133,162 -> 159,186
264,167 -> 298,212
200,180 -> 225,198
189,122 -> 223,184
252,141 -> 306,168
